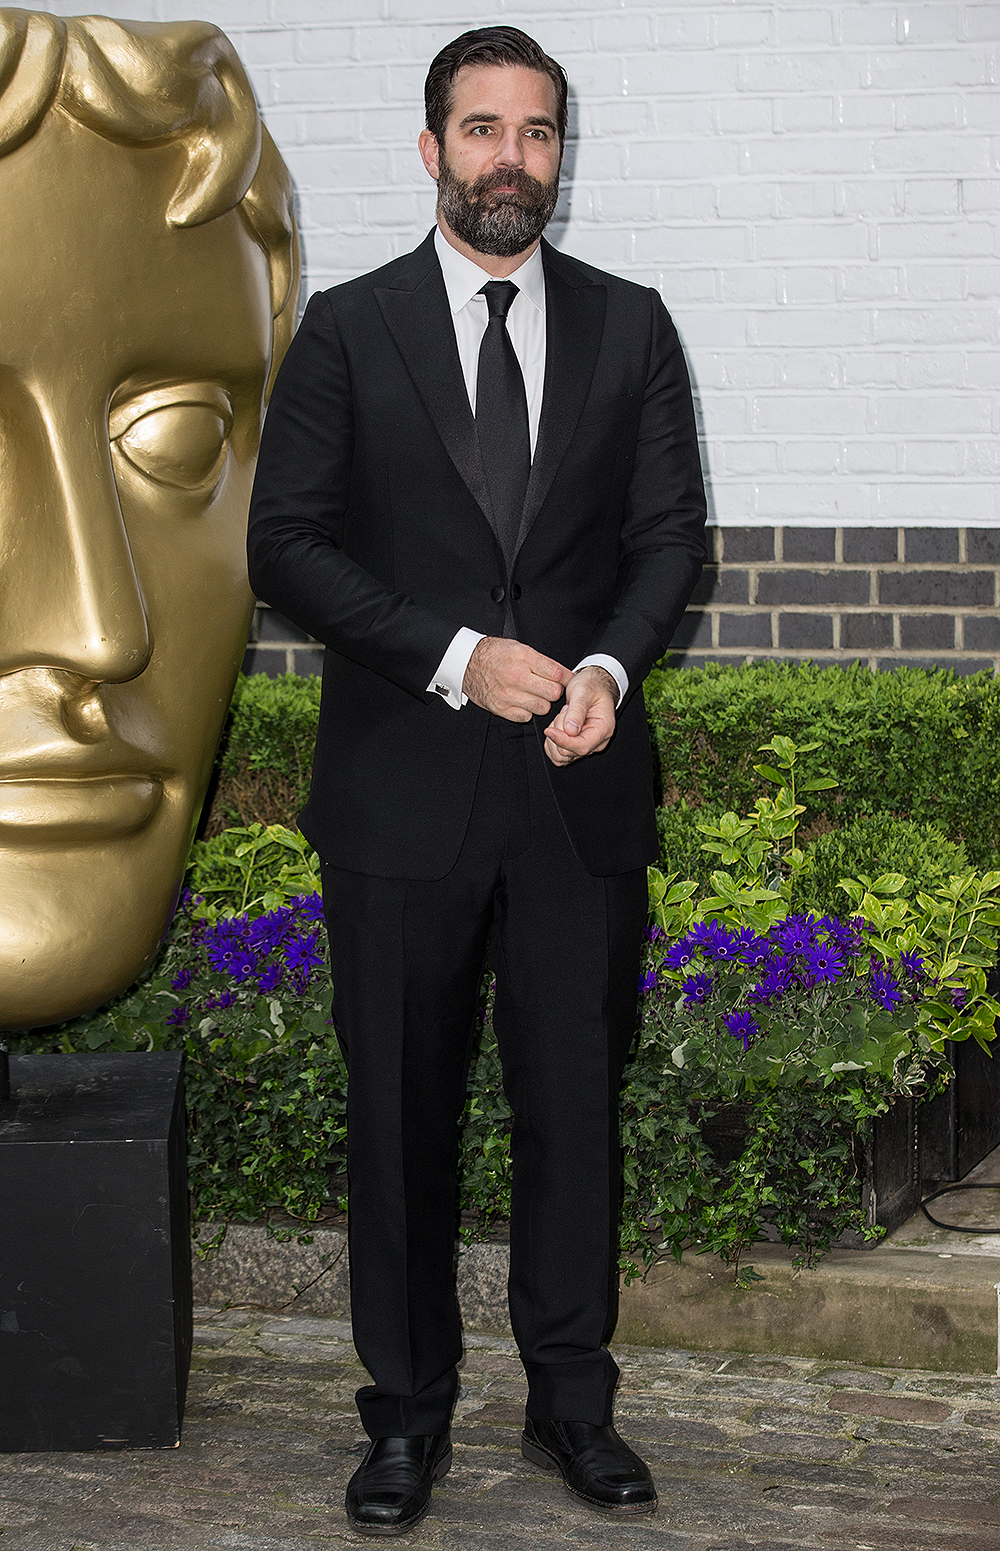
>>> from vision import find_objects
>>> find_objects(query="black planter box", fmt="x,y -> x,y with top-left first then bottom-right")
0,1053 -> 192,1452
919,1036 -> 1000,1187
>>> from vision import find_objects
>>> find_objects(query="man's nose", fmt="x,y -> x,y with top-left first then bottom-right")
0,387 -> 152,683
493,127 -> 526,168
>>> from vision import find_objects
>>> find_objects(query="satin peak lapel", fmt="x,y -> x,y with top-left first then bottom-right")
374,255 -> 498,543
515,254 -> 607,559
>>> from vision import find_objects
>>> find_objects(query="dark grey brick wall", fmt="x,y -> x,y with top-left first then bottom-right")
243,526 -> 1000,679
664,526 -> 1000,676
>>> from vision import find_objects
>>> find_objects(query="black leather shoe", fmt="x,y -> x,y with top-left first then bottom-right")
521,1418 -> 657,1513
345,1432 -> 452,1536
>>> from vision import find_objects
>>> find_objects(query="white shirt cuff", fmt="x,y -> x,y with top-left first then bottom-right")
427,627 -> 485,709
573,654 -> 628,708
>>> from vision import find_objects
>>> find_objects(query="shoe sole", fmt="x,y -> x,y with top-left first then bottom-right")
346,1446 -> 452,1536
521,1437 -> 657,1515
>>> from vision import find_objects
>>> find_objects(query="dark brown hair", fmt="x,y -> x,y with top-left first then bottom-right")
424,26 -> 568,145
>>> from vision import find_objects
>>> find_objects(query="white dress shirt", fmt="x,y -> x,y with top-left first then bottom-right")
426,225 -> 628,711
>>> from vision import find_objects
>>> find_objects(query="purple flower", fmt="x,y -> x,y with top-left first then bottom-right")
247,907 -> 293,955
700,923 -> 742,963
228,950 -> 259,984
771,914 -> 817,955
899,949 -> 927,981
256,962 -> 283,994
952,986 -> 969,1011
171,967 -> 192,991
284,931 -> 324,976
869,962 -> 903,1012
639,969 -> 658,994
822,918 -> 864,957
205,919 -> 250,975
688,920 -> 719,950
644,924 -> 666,945
167,1005 -> 190,1026
681,971 -> 713,1007
292,892 -> 325,923
216,989 -> 236,1010
737,930 -> 771,968
748,958 -> 795,1004
663,937 -> 697,971
803,941 -> 845,985
723,1009 -> 759,1050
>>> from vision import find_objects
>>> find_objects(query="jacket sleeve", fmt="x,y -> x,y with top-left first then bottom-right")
578,290 -> 707,705
247,292 -> 458,701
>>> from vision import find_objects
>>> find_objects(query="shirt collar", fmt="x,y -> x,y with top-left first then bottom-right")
434,224 -> 545,316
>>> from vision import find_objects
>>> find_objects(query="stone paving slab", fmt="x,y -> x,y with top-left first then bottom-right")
5,1310 -> 1000,1549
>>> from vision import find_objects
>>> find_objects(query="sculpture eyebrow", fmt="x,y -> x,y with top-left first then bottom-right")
458,110 -> 557,133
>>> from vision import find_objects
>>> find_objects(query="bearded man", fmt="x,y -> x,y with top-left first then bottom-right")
248,25 -> 706,1536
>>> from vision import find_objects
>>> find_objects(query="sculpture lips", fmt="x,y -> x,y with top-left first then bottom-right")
0,775 -> 163,841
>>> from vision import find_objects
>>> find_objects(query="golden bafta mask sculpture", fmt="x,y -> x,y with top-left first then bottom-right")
0,11 -> 299,1028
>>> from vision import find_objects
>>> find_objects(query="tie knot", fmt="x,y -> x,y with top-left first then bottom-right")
480,280 -> 519,321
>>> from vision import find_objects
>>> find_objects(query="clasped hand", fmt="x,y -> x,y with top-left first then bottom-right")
462,637 -> 617,766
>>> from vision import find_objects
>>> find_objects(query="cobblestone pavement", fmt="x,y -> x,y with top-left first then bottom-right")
4,1307 -> 1000,1550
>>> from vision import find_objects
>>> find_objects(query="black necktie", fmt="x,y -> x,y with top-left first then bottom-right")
475,281 -> 531,566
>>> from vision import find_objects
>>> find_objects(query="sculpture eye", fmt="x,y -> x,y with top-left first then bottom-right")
112,402 -> 229,490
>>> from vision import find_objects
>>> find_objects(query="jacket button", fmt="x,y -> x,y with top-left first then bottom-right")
491,585 -> 505,603
510,583 -> 522,601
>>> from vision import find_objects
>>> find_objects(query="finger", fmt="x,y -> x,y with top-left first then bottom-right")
544,737 -> 574,766
560,683 -> 599,736
543,723 -> 583,753
526,674 -> 569,702
527,653 -> 573,686
500,695 -> 553,719
545,716 -> 611,757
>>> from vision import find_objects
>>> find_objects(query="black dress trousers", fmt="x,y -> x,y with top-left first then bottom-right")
320,720 -> 648,1439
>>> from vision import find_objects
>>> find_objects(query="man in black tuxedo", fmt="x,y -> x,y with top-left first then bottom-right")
248,25 -> 705,1535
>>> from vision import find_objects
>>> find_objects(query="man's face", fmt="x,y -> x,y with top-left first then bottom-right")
420,64 -> 562,259
0,113 -> 273,1028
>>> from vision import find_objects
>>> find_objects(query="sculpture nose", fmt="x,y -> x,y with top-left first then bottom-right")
0,379 -> 152,684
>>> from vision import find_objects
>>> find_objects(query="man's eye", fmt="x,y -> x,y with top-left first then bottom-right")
112,404 -> 228,490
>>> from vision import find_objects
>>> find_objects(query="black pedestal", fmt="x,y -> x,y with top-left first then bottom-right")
0,1053 -> 192,1451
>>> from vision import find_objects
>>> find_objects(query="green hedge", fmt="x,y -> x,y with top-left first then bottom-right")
204,673 -> 321,834
646,662 -> 1000,868
210,664 -> 1000,868
788,815 -> 969,919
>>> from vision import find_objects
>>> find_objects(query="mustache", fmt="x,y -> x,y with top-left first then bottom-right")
467,166 -> 553,203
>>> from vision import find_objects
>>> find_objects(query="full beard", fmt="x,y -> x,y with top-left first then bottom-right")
436,155 -> 560,259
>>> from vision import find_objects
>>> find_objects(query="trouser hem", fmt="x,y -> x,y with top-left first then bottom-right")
521,1352 -> 620,1427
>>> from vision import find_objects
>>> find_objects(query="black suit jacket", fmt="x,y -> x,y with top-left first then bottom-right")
247,231 -> 706,879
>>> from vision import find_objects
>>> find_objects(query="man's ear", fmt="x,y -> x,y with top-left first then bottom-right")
417,128 -> 440,182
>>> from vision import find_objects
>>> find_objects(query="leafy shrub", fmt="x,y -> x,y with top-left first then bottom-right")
792,814 -> 969,918
656,801 -> 725,891
203,672 -> 321,834
187,823 -> 321,919
645,662 -> 1000,868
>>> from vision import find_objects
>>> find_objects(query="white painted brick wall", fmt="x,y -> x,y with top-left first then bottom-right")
32,0 -> 1000,528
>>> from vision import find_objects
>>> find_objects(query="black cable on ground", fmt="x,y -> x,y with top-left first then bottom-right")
920,1182 -> 1000,1233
